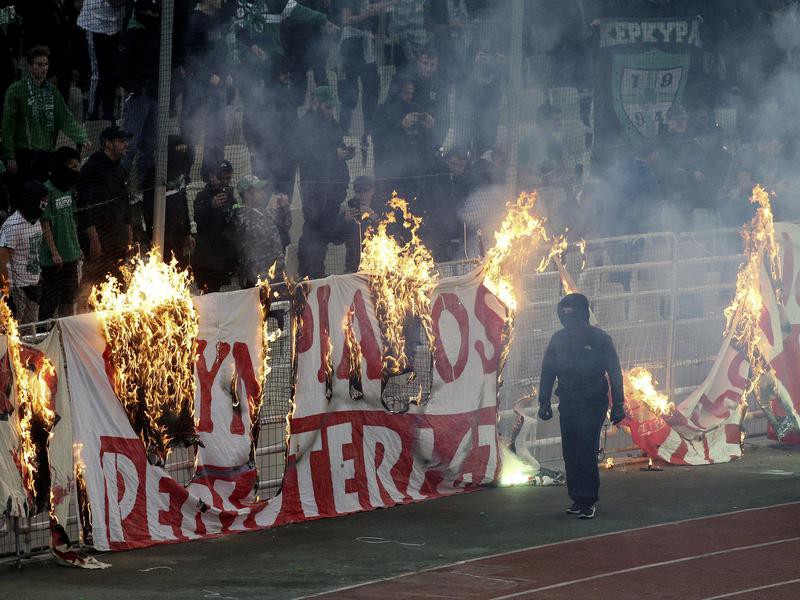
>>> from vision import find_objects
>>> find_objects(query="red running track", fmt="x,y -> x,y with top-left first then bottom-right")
305,502 -> 800,600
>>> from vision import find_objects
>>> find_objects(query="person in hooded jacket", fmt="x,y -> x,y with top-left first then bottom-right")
39,147 -> 82,320
0,180 -> 49,323
537,293 -> 626,519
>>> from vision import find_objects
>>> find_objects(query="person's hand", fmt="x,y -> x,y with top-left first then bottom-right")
610,404 -> 626,425
6,159 -> 16,174
269,192 -> 289,210
420,113 -> 434,128
89,237 -> 103,259
401,112 -> 418,129
210,73 -> 221,86
344,206 -> 360,221
251,45 -> 266,61
337,146 -> 355,160
538,403 -> 553,421
212,192 -> 228,208
52,252 -> 63,268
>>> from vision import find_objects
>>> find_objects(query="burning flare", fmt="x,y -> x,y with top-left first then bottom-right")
89,251 -> 199,464
723,185 -> 781,399
483,192 -> 565,313
0,291 -> 56,503
359,194 -> 438,376
624,367 -> 675,417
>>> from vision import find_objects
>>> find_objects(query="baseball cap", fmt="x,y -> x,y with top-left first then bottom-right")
99,125 -> 133,141
216,159 -> 234,174
237,175 -> 269,195
313,86 -> 340,107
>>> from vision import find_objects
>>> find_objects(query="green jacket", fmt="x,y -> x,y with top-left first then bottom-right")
2,75 -> 87,159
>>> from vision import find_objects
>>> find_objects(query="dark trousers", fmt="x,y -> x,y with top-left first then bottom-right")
559,398 -> 607,507
339,39 -> 380,135
85,31 -> 120,120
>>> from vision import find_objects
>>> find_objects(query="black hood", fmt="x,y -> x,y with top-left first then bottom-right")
557,293 -> 591,329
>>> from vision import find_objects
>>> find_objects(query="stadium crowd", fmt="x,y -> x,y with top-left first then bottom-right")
0,0 -> 799,323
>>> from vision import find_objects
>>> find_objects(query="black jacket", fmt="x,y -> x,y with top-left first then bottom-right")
76,150 -> 131,251
538,294 -> 624,414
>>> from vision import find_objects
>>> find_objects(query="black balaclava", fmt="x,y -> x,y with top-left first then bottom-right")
19,180 -> 49,223
557,293 -> 591,329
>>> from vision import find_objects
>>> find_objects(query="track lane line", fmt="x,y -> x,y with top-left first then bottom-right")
486,537 -> 800,599
699,578 -> 800,600
295,501 -> 800,599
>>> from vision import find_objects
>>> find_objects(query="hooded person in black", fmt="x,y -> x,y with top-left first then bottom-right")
537,293 -> 626,519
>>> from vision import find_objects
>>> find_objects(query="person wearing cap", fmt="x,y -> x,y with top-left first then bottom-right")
0,181 -> 49,323
295,85 -> 354,279
2,45 -> 87,192
76,125 -> 133,303
192,159 -> 238,292
537,293 -> 626,520
39,147 -> 82,320
234,175 -> 288,287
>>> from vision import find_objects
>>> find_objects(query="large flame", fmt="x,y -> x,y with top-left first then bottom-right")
723,185 -> 781,396
624,366 -> 675,417
89,251 -> 199,464
483,192 -> 563,313
342,307 -> 364,399
359,194 -> 438,376
0,292 -> 56,502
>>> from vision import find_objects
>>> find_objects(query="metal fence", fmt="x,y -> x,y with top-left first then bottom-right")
500,227 -> 769,465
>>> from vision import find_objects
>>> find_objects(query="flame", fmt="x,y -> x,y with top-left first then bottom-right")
342,307 -> 363,398
89,251 -> 199,464
483,192 -> 562,313
648,458 -> 653,468
0,291 -> 56,500
723,185 -> 781,399
254,274 -> 282,439
605,457 -> 614,470
576,238 -> 587,269
359,194 -> 438,375
624,367 -> 675,417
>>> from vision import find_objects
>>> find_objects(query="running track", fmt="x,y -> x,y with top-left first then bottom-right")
301,502 -> 800,599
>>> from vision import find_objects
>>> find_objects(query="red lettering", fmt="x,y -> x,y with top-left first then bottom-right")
230,342 -> 260,435
157,477 -> 189,541
432,293 -> 470,383
297,303 -> 314,354
316,285 -> 332,383
335,290 -> 383,381
473,284 -> 506,374
196,340 -> 231,433
99,436 -> 149,550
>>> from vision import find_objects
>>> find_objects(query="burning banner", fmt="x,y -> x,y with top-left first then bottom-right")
626,190 -> 800,463
358,194 -> 438,403
89,252 -> 200,465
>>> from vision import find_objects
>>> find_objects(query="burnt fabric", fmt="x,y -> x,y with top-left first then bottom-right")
538,293 -> 624,508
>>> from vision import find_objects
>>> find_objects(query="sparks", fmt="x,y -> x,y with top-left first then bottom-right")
89,250 -> 199,464
624,367 -> 675,417
359,194 -> 438,377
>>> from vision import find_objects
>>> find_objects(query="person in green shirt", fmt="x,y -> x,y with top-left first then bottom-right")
2,45 -> 88,195
39,147 -> 82,320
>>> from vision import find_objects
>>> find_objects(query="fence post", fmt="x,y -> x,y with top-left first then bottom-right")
665,232 -> 679,399
152,0 -> 175,254
507,0 -> 525,197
